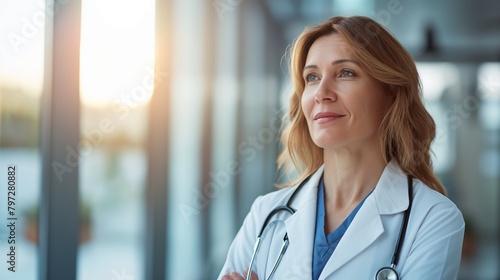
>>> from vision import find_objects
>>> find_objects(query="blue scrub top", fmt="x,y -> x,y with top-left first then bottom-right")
312,176 -> 371,280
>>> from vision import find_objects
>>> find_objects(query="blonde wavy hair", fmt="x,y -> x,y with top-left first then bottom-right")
277,16 -> 446,195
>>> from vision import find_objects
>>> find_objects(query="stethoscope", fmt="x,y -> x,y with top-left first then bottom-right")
375,175 -> 413,280
246,175 -> 414,280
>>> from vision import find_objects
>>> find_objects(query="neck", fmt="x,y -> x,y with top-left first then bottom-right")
322,145 -> 387,209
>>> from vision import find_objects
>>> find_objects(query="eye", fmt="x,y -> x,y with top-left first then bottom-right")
340,70 -> 354,77
305,73 -> 320,83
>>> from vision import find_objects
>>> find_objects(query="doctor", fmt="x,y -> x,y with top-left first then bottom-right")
219,16 -> 465,280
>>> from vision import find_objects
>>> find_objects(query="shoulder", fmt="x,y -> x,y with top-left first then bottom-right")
412,179 -> 463,219
381,161 -> 463,228
410,179 -> 465,237
377,160 -> 464,235
399,180 -> 465,278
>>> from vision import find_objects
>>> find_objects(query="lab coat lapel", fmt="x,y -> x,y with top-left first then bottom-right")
318,160 -> 409,279
318,193 -> 384,278
282,166 -> 324,278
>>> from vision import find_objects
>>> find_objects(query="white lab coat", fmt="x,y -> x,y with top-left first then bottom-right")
218,161 -> 465,280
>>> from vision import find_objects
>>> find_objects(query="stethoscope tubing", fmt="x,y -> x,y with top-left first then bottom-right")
375,176 -> 413,280
392,176 -> 414,267
247,174 -> 414,280
246,176 -> 311,280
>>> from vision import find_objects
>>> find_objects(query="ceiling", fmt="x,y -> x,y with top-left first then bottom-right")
262,0 -> 500,62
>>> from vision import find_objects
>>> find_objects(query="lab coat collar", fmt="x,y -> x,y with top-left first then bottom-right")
282,160 -> 410,279
373,159 -> 409,215
320,159 -> 410,279
282,165 -> 324,278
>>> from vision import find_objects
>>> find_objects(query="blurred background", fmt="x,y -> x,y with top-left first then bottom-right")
0,0 -> 498,279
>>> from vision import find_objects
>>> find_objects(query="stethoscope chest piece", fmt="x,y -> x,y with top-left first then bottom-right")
375,267 -> 399,280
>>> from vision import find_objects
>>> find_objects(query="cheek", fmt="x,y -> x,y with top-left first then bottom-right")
358,101 -> 381,123
300,96 -> 308,120
358,98 -> 388,128
301,92 -> 313,118
370,93 -> 390,121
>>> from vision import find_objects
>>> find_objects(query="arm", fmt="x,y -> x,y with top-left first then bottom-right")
401,204 -> 465,280
221,270 -> 258,280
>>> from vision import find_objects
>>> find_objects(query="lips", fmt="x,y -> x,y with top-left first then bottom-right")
314,112 -> 345,120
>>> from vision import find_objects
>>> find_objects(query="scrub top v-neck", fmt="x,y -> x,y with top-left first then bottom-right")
312,176 -> 372,280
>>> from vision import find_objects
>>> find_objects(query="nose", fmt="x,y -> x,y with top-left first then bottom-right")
314,79 -> 337,103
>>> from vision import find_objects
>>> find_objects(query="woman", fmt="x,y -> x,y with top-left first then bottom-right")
219,16 -> 464,280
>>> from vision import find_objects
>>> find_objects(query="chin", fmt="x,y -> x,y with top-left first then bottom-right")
312,138 -> 344,150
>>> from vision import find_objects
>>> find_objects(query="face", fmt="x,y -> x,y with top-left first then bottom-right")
301,33 -> 389,151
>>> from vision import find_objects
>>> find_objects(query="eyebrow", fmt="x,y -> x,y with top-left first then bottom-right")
303,59 -> 359,72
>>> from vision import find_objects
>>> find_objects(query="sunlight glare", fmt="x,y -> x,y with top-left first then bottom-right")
80,0 -> 155,107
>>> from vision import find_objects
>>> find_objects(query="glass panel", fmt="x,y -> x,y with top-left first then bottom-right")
476,65 -> 500,277
332,0 -> 374,16
166,0 -> 206,278
210,5 -> 240,275
478,63 -> 500,130
77,0 -> 155,279
417,62 -> 460,173
0,1 -> 44,279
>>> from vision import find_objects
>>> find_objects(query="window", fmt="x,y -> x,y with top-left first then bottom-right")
77,0 -> 155,279
0,1 -> 45,279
